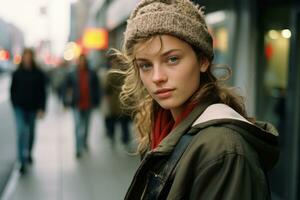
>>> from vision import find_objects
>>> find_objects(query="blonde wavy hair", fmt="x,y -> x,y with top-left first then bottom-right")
109,35 -> 251,155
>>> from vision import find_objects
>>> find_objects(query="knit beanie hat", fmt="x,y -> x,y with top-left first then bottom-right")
123,0 -> 214,60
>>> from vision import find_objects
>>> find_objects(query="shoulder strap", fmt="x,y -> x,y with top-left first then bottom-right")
146,134 -> 194,199
147,123 -> 272,200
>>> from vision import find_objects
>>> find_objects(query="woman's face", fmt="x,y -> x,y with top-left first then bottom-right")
134,35 -> 209,118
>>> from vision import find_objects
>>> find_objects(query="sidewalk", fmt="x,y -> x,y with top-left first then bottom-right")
6,94 -> 139,200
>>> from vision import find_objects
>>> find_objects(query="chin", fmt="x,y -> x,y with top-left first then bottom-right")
157,101 -> 180,110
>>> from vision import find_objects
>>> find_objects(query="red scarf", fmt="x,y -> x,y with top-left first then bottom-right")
151,103 -> 197,149
78,68 -> 90,110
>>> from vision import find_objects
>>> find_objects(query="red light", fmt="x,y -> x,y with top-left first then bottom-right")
0,50 -> 9,60
265,43 -> 273,61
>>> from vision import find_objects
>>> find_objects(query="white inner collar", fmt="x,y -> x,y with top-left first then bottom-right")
192,103 -> 252,126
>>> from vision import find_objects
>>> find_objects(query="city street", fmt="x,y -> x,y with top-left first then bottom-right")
1,81 -> 139,200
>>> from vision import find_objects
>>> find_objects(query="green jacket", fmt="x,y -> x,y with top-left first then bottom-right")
125,103 -> 279,200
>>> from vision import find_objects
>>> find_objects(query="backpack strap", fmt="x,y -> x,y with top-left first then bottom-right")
146,122 -> 272,200
145,133 -> 194,199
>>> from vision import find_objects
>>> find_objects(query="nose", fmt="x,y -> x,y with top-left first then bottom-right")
152,64 -> 167,84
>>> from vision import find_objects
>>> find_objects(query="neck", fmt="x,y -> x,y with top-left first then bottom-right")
170,109 -> 181,120
170,101 -> 190,120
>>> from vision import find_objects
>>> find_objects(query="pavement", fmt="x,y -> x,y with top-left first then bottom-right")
2,91 -> 139,200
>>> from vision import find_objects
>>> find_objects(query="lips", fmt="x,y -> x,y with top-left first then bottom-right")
154,88 -> 175,99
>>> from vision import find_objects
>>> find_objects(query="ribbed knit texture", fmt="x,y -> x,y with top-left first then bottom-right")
123,0 -> 214,60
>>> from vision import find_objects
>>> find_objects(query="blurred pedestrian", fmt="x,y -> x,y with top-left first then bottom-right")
49,59 -> 70,105
110,0 -> 280,199
64,54 -> 101,158
103,63 -> 132,150
10,48 -> 47,174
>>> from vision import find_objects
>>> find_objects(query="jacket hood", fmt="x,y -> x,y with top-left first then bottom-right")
191,103 -> 280,171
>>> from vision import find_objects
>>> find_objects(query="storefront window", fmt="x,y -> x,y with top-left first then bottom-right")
263,26 -> 293,200
263,29 -> 290,133
206,11 -> 230,65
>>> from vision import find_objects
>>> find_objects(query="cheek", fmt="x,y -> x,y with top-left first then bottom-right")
188,73 -> 200,89
139,72 -> 150,89
139,72 -> 145,85
181,64 -> 200,81
182,66 -> 201,91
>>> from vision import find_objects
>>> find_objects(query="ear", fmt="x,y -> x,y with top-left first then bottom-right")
199,58 -> 210,72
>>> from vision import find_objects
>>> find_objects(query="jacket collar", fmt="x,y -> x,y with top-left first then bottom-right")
153,102 -> 212,154
152,103 -> 279,170
192,103 -> 252,126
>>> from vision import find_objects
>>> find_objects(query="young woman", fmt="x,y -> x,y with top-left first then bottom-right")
110,0 -> 279,199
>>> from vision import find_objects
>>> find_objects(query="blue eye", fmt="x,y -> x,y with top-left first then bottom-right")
138,62 -> 152,71
168,56 -> 179,64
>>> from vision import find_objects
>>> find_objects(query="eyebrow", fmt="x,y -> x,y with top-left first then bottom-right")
135,49 -> 182,61
161,49 -> 182,56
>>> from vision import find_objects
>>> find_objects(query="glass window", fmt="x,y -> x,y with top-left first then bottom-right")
206,11 -> 231,65
262,29 -> 290,131
257,5 -> 292,199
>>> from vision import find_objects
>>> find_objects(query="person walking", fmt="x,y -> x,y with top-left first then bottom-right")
10,48 -> 47,174
103,64 -> 132,150
65,54 -> 101,158
109,0 -> 280,199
